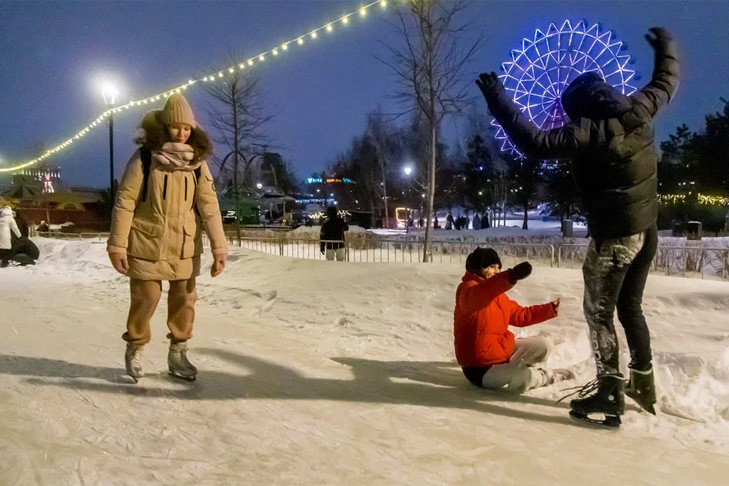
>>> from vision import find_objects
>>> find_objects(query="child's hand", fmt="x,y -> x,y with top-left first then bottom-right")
211,253 -> 226,277
508,261 -> 532,283
108,252 -> 128,275
551,297 -> 561,316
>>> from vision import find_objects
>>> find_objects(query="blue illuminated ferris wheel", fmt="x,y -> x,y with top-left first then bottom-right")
493,19 -> 637,156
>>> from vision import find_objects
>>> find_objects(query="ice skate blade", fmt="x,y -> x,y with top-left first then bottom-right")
625,392 -> 657,415
127,375 -> 139,384
569,410 -> 621,429
168,370 -> 196,382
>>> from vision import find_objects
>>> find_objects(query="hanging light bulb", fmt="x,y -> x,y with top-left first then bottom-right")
2,0 -> 392,172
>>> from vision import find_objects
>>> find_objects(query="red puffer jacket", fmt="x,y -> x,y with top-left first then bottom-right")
453,270 -> 557,367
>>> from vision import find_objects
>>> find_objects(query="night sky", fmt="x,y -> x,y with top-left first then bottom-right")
1,0 -> 728,189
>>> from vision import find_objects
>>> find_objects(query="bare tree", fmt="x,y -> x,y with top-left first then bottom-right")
366,107 -> 402,228
380,0 -> 481,261
203,56 -> 274,243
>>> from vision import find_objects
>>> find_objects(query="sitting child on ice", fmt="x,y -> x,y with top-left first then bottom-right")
454,247 -> 573,393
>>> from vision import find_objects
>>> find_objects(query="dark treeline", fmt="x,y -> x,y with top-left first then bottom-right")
327,98 -> 729,233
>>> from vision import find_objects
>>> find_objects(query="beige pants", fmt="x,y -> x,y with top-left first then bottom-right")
123,278 -> 197,345
481,336 -> 552,393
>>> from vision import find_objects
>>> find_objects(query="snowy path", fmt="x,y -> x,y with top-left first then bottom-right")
1,239 -> 728,484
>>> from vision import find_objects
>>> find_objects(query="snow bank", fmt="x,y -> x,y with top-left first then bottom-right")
1,237 -> 728,484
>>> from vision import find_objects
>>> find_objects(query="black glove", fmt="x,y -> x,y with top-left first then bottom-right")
508,261 -> 532,283
475,72 -> 502,99
645,27 -> 671,50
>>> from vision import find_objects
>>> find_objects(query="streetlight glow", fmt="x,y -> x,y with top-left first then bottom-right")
100,83 -> 119,105
403,166 -> 413,176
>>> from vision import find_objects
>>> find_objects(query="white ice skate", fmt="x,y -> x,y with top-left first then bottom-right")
168,342 -> 197,381
124,343 -> 144,383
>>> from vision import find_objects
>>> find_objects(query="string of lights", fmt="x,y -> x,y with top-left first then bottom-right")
0,0 -> 390,173
659,193 -> 729,206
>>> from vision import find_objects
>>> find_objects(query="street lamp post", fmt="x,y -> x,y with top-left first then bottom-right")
402,165 -> 414,234
102,84 -> 118,217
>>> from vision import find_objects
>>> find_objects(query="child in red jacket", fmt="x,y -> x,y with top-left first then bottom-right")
454,248 -> 573,393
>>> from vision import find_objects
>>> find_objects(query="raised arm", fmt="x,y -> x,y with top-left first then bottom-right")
476,72 -> 591,160
458,271 -> 515,314
633,27 -> 680,117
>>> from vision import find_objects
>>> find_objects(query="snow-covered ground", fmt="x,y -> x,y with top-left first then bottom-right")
1,238 -> 728,485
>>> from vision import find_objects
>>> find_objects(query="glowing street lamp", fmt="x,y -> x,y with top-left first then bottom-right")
101,83 -> 119,211
256,182 -> 263,190
403,166 -> 413,176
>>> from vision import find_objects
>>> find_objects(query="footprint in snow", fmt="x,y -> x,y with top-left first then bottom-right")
257,290 -> 277,315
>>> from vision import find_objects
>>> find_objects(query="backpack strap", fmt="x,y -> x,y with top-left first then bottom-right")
140,147 -> 152,202
192,166 -> 202,216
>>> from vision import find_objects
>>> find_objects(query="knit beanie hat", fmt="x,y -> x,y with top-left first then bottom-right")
162,93 -> 197,128
465,247 -> 501,274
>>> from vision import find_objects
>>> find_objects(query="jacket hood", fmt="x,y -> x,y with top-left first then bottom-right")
561,72 -> 631,121
0,207 -> 13,218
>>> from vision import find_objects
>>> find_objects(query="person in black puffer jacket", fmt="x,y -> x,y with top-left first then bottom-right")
476,27 -> 680,420
319,206 -> 349,261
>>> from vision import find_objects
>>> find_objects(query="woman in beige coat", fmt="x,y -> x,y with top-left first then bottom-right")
108,93 -> 227,382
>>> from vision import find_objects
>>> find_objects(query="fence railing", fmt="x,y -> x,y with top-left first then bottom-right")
558,244 -> 729,279
32,231 -> 728,280
226,236 -> 557,265
228,235 -> 728,279
34,231 -> 108,242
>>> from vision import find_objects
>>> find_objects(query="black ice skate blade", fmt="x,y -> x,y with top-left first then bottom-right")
625,394 -> 657,415
569,410 -> 621,429
168,371 -> 196,382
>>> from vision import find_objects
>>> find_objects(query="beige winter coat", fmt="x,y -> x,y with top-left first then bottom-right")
107,148 -> 227,281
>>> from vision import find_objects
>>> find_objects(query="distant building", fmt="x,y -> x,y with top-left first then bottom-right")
2,168 -> 107,230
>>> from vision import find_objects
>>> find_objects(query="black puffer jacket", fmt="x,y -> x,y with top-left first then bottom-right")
483,36 -> 680,238
320,216 -> 349,250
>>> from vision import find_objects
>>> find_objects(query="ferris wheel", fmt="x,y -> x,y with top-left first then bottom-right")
493,19 -> 637,156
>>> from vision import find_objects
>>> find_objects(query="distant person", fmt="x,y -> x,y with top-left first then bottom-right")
418,217 -> 424,228
107,93 -> 227,383
13,211 -> 29,238
473,213 -> 481,230
446,212 -> 454,230
0,207 -> 21,267
477,27 -> 679,426
482,213 -> 490,229
454,247 -> 572,393
10,237 -> 39,266
319,206 -> 349,261
433,216 -> 439,229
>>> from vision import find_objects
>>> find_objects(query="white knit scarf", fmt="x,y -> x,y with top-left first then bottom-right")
152,142 -> 203,171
